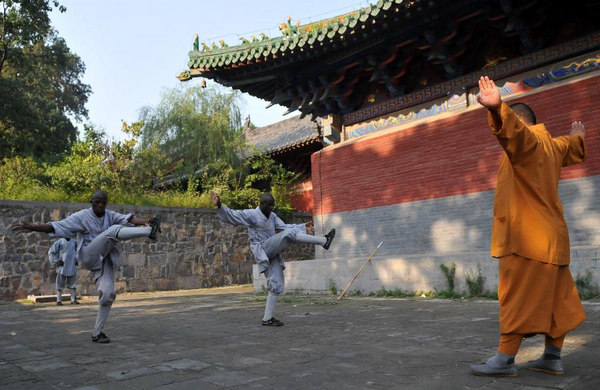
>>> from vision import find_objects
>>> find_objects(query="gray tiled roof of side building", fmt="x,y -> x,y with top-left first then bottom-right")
243,115 -> 321,154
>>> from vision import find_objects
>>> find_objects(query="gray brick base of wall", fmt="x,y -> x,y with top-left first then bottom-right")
0,200 -> 313,300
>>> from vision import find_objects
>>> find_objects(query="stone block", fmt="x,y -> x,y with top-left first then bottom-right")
150,278 -> 176,291
148,254 -> 166,267
114,281 -> 127,293
177,275 -> 201,290
127,278 -> 148,292
139,266 -> 160,279
121,265 -> 135,278
126,253 -> 146,267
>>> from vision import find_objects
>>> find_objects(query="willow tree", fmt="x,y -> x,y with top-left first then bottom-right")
138,85 -> 245,181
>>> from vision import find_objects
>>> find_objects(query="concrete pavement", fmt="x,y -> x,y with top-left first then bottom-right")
1,286 -> 599,389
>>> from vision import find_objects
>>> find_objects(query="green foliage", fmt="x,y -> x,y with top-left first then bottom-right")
139,85 -> 244,177
464,264 -> 486,297
244,154 -> 300,213
0,156 -> 44,198
439,262 -> 457,293
204,154 -> 300,212
371,287 -> 414,298
349,289 -> 362,297
327,279 -> 337,295
575,270 -> 600,300
0,72 -> 300,211
434,289 -> 462,299
0,0 -> 90,161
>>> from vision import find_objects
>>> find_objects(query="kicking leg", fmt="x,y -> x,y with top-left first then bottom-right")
262,228 -> 335,260
80,225 -> 154,271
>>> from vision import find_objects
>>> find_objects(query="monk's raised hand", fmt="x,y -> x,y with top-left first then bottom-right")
570,121 -> 585,137
210,191 -> 221,208
477,76 -> 501,110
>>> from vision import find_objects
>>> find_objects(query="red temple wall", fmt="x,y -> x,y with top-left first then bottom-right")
311,74 -> 600,217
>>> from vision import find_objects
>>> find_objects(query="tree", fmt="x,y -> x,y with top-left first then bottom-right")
0,0 -> 90,161
46,122 -> 169,196
138,85 -> 245,178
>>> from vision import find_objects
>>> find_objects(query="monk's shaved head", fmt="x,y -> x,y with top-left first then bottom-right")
260,193 -> 275,205
510,102 -> 536,126
91,190 -> 108,202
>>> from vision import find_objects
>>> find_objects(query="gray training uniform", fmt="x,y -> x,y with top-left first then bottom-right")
216,205 -> 323,294
49,208 -> 138,335
48,238 -> 78,301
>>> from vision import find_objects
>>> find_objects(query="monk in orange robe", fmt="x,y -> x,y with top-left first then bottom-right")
471,76 -> 587,377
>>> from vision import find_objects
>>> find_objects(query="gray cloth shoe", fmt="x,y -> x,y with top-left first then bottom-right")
526,357 -> 564,375
471,358 -> 517,377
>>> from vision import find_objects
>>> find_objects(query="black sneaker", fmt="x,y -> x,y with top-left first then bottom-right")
148,215 -> 162,240
262,317 -> 284,327
323,228 -> 336,250
56,301 -> 63,306
91,332 -> 110,343
71,300 -> 80,305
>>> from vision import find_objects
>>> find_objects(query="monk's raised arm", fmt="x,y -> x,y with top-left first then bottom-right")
477,76 -> 538,163
557,121 -> 586,167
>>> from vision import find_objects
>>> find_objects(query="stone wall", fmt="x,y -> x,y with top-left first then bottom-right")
0,200 -> 313,300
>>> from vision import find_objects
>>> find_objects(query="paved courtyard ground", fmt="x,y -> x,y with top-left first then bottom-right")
1,285 -> 599,389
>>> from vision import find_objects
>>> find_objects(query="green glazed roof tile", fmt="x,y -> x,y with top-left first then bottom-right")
185,0 -> 407,73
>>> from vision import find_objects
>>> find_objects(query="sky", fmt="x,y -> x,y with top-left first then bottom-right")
49,0 -> 374,141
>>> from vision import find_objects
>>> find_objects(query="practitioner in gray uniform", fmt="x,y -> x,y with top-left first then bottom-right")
13,190 -> 161,343
211,191 -> 335,326
48,238 -> 79,305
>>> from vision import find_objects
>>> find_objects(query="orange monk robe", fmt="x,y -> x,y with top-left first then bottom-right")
488,103 -> 586,345
490,102 -> 586,265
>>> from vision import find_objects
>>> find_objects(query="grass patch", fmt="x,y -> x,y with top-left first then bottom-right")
370,287 -> 414,298
575,270 -> 600,300
465,264 -> 486,298
434,290 -> 462,299
439,262 -> 456,293
327,279 -> 337,296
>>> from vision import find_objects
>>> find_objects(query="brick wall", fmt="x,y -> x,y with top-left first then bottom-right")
290,180 -> 314,213
311,73 -> 600,260
0,201 -> 313,300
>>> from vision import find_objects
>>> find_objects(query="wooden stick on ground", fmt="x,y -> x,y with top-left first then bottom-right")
337,241 -> 383,300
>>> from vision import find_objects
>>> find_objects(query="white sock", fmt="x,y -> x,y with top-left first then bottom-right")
295,232 -> 327,246
116,226 -> 152,240
263,292 -> 278,321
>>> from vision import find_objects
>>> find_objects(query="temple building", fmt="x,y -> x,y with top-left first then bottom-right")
242,115 -> 323,212
181,0 -> 600,293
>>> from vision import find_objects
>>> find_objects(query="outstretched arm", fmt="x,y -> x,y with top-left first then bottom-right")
477,76 -> 539,163
13,222 -> 54,234
211,191 -> 256,227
